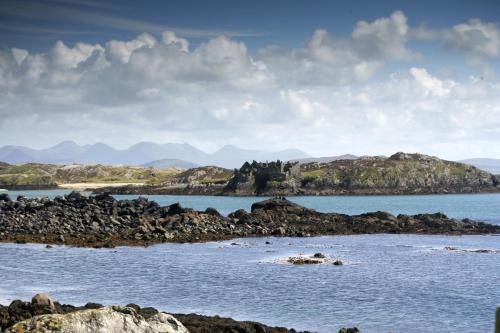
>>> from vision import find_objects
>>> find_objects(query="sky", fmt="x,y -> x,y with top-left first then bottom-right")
0,0 -> 500,159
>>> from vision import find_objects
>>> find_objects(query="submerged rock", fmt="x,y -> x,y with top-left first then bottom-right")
5,306 -> 188,333
287,257 -> 324,265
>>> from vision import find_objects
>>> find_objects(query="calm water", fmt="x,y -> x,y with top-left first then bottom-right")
0,235 -> 499,333
5,190 -> 500,224
2,191 -> 500,332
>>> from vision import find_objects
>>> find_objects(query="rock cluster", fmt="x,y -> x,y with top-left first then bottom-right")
286,253 -> 338,265
0,295 -> 315,333
0,193 -> 499,247
5,306 -> 188,333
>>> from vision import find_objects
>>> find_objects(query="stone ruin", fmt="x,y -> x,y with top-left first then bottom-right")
227,160 -> 300,190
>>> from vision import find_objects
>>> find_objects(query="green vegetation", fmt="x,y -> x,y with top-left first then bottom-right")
0,163 -> 181,187
301,168 -> 327,178
170,166 -> 233,185
296,153 -> 494,191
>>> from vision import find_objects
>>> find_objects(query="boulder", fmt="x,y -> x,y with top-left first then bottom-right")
5,306 -> 188,333
338,328 -> 360,333
31,293 -> 55,310
0,193 -> 11,202
167,203 -> 185,215
228,209 -> 247,219
204,207 -> 222,217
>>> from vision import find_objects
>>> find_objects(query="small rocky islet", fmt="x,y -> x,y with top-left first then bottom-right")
0,191 -> 499,247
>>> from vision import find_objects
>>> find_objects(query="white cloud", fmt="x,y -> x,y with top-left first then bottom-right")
413,18 -> 500,58
409,67 -> 456,97
258,11 -> 418,86
0,11 -> 500,159
11,48 -> 28,65
445,19 -> 500,57
106,33 -> 156,63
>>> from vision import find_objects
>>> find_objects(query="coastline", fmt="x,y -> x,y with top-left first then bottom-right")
1,192 -> 499,248
0,296 -> 322,333
89,183 -> 500,196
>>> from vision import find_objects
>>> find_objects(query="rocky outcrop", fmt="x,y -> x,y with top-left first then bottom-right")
5,306 -> 188,333
293,152 -> 499,195
173,313 -> 313,333
0,193 -> 498,247
0,296 -> 310,333
95,152 -> 500,196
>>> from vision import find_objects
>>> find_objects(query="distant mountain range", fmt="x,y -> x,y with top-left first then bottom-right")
141,159 -> 199,169
1,141 -> 499,173
291,154 -> 358,164
0,141 -> 310,169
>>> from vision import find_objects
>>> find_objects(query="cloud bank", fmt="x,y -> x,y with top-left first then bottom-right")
1,11 -> 499,159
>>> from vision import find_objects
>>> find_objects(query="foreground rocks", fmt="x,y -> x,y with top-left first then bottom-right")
0,295 -> 319,333
0,193 -> 499,247
5,306 -> 188,333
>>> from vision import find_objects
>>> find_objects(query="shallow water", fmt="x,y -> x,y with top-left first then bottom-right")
0,235 -> 499,333
5,190 -> 500,224
2,191 -> 500,332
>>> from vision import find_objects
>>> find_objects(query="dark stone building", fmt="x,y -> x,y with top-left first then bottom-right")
228,160 -> 300,190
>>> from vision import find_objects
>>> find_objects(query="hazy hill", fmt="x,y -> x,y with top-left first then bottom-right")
141,158 -> 199,169
291,154 -> 358,164
459,158 -> 500,175
0,142 -> 309,168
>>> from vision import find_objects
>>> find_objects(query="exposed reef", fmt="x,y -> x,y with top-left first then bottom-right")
0,192 -> 498,247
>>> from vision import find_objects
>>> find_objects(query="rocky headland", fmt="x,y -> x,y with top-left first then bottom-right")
0,192 -> 498,247
1,294 -> 326,333
2,152 -> 499,196
93,152 -> 500,196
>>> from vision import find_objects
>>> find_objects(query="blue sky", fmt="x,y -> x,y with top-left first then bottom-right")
0,0 -> 500,158
2,0 -> 499,51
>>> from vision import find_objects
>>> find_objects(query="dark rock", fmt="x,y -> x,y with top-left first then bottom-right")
0,193 -> 498,247
228,209 -> 248,219
338,328 -> 360,333
0,193 -> 11,202
138,307 -> 159,319
167,203 -> 185,215
1,297 -> 309,333
84,302 -> 103,309
205,207 -> 222,217
174,312 -> 310,333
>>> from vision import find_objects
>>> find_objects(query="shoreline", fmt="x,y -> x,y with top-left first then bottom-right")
90,183 -> 500,196
1,192 -> 499,248
2,184 -> 500,196
0,296 -> 324,333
